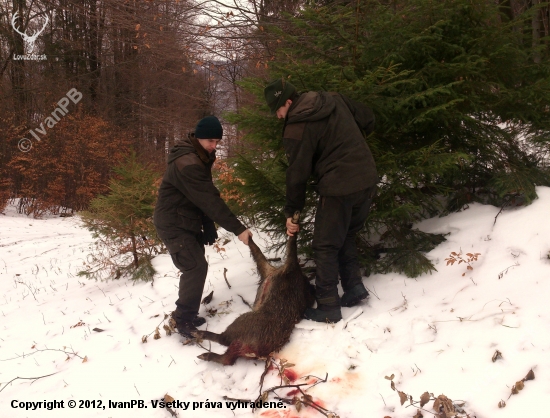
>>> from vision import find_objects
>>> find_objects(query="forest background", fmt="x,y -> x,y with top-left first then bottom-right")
1,0 -> 550,279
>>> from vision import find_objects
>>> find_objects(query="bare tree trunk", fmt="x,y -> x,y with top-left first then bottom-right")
500,0 -> 515,21
131,232 -> 139,268
88,0 -> 100,105
10,0 -> 27,122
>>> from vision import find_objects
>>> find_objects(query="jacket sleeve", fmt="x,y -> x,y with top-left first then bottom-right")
283,123 -> 317,218
340,94 -> 375,136
172,163 -> 246,236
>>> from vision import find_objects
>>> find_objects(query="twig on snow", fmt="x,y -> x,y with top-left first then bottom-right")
0,372 -> 59,394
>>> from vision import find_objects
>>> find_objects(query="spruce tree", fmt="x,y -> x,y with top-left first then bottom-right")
79,152 -> 162,281
225,0 -> 550,277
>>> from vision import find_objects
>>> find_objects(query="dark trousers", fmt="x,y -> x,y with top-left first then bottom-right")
312,186 -> 375,307
169,232 -> 208,322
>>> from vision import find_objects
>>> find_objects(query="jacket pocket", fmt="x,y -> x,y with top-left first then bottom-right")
176,207 -> 202,233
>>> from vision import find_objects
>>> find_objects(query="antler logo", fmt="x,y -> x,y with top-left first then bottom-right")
11,11 -> 49,55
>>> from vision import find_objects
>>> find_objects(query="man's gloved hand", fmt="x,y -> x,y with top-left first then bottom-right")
202,221 -> 218,245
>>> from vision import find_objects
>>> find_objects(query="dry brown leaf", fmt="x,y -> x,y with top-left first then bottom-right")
498,400 -> 506,408
294,399 -> 302,412
201,290 -> 213,305
515,380 -> 524,391
524,369 -> 535,381
164,394 -> 175,403
413,409 -> 424,418
398,391 -> 408,405
82,356 -> 88,363
433,395 -> 455,415
142,335 -> 148,343
385,374 -> 395,380
420,391 -> 431,407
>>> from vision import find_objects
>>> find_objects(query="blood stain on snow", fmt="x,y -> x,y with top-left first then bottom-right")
259,411 -> 299,418
283,368 -> 298,382
286,389 -> 300,396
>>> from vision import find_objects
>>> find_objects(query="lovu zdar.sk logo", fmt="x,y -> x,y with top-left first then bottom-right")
11,11 -> 48,61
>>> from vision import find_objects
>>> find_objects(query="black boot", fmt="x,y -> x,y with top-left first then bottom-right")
341,282 -> 369,307
304,306 -> 342,322
304,294 -> 342,323
192,316 -> 206,327
175,320 -> 198,338
171,311 -> 202,338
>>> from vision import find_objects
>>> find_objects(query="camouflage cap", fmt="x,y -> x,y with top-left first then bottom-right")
264,78 -> 296,114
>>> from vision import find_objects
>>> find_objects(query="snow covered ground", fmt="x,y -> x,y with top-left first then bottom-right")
1,187 -> 549,418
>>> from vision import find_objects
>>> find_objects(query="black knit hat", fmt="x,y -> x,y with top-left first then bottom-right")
264,78 -> 296,114
195,116 -> 223,139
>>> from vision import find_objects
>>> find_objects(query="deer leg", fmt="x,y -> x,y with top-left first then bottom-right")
197,350 -> 240,366
248,238 -> 276,281
192,330 -> 228,346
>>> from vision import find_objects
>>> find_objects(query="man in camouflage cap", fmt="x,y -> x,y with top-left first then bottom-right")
264,78 -> 378,323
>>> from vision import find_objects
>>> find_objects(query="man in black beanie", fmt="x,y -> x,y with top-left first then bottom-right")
264,78 -> 378,323
154,115 -> 252,337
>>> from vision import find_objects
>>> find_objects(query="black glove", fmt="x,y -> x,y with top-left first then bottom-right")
202,221 -> 218,245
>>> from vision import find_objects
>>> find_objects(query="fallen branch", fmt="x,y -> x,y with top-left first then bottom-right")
256,356 -> 336,417
0,346 -> 85,362
223,268 -> 231,289
16,280 -> 38,301
237,294 -> 253,309
0,372 -> 59,394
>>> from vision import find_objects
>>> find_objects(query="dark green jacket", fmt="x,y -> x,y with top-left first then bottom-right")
153,137 -> 246,253
282,91 -> 378,217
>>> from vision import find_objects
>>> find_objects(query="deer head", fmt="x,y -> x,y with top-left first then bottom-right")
11,11 -> 49,55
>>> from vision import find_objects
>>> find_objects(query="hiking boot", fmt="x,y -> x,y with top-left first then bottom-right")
170,311 -> 204,337
192,315 -> 206,327
303,307 -> 342,323
174,320 -> 198,338
341,283 -> 369,307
